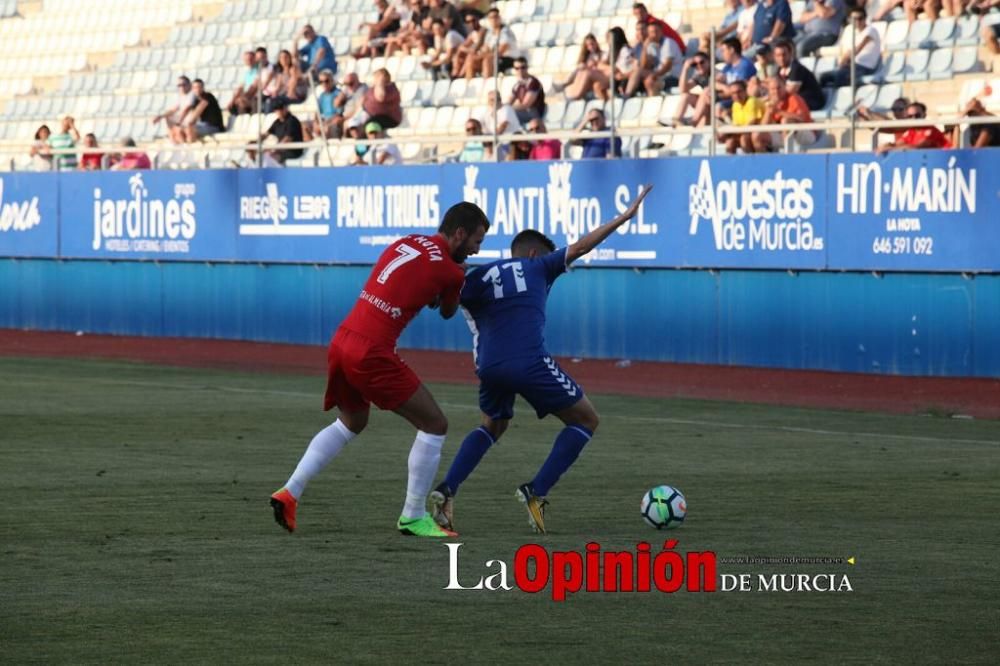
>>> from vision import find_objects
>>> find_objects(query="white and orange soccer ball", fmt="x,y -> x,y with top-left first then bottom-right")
640,485 -> 686,530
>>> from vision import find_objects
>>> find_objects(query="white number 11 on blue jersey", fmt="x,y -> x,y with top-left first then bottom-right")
483,261 -> 527,299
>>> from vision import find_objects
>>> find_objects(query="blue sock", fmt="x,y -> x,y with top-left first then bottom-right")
442,426 -> 496,495
530,425 -> 593,496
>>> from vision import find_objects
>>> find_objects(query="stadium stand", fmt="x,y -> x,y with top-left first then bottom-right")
0,0 -> 998,169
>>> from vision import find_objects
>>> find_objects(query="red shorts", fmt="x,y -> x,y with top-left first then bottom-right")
323,328 -> 421,413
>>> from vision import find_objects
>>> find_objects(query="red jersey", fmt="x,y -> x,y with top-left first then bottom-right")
640,14 -> 686,56
340,234 -> 464,346
899,126 -> 951,150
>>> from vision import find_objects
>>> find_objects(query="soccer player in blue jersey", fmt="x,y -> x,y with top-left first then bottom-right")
430,184 -> 653,534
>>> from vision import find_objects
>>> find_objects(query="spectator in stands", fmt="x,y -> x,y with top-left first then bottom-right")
385,0 -> 432,56
755,76 -> 816,151
751,43 -> 776,89
794,0 -> 846,57
182,79 -> 226,143
721,79 -> 765,153
346,124 -> 370,162
857,95 -> 910,141
263,49 -> 309,112
556,33 -> 604,100
79,133 -> 102,170
48,115 -> 79,170
458,118 -> 489,162
296,24 -> 337,79
686,37 -> 757,127
153,75 -> 197,144
980,1 -> 1000,54
819,8 -> 881,88
526,118 -> 561,160
954,97 -> 1000,148
456,0 -> 488,22
29,124 -> 52,171
571,108 -> 622,158
241,140 -> 283,168
598,26 -> 635,99
627,21 -> 683,97
702,0 -> 744,51
508,131 -> 534,160
260,98 -> 304,165
305,70 -> 344,140
228,50 -> 259,116
873,0 -> 940,23
738,0 -> 760,53
509,57 -> 545,124
478,89 -> 522,136
451,11 -> 485,78
428,0 -> 463,36
632,3 -> 687,58
356,121 -> 402,165
356,0 -> 402,58
421,18 -> 464,79
356,68 -> 403,129
337,72 -> 369,125
467,7 -> 520,79
110,138 -> 151,170
671,51 -> 713,125
751,0 -> 795,55
876,101 -> 952,153
773,38 -> 825,110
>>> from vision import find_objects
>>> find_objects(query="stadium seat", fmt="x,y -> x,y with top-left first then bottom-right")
903,49 -> 930,81
884,20 -> 910,52
951,46 -> 981,75
906,19 -> 933,49
927,18 -> 956,49
927,48 -> 954,81
874,83 -> 904,112
954,14 -> 981,47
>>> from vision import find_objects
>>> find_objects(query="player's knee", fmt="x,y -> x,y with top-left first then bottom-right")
423,413 -> 448,436
579,409 -> 600,433
482,417 -> 508,440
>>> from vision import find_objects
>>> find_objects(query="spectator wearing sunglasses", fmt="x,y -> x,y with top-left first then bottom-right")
526,118 -> 561,161
857,96 -> 910,141
571,109 -> 622,159
671,52 -> 713,126
152,75 -> 197,144
876,102 -> 952,154
509,57 -> 545,125
305,70 -> 344,140
459,118 -> 491,162
819,9 -> 880,88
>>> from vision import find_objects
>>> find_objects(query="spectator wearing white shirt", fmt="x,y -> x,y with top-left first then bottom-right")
794,0 -> 846,57
421,18 -> 464,79
600,26 -> 635,98
478,89 -> 522,136
819,8 -> 881,88
626,21 -> 682,97
356,121 -> 402,165
466,7 -> 521,79
738,0 -> 759,52
152,75 -> 197,144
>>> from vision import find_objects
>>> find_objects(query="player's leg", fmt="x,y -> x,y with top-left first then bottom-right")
431,383 -> 514,530
516,357 -> 596,533
390,384 -> 457,536
270,336 -> 369,533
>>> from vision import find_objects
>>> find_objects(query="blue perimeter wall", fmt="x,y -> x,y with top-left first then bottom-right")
2,258 -> 998,378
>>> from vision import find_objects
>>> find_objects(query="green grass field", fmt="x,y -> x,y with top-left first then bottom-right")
1,356 -> 998,664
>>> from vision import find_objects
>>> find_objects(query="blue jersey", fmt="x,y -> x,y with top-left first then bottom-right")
461,247 -> 569,370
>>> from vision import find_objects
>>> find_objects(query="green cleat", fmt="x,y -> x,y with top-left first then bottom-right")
397,513 -> 457,537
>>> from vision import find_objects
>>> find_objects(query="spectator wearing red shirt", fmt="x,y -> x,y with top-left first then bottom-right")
79,133 -> 102,170
632,2 -> 686,56
754,76 -> 817,152
509,57 -> 545,125
111,137 -> 152,170
876,102 -> 952,154
526,118 -> 561,160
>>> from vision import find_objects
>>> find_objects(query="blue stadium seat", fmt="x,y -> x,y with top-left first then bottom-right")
884,20 -> 910,52
814,56 -> 836,82
954,15 -> 981,47
903,49 -> 930,81
906,19 -> 932,49
951,46 -> 981,75
927,18 -> 956,48
927,48 -> 954,80
563,99 -> 586,128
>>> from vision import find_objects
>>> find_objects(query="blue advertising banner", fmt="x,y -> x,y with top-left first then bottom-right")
235,164 -> 443,263
59,170 -> 239,261
827,150 -> 1000,271
0,172 -> 59,258
5,149 -> 1000,271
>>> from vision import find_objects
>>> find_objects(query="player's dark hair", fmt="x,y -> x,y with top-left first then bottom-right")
439,202 -> 490,236
511,229 -> 555,255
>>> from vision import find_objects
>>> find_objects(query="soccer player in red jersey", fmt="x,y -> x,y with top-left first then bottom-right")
270,202 -> 489,537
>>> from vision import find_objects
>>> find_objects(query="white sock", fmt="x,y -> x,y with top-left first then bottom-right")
401,431 -> 446,519
285,419 -> 357,499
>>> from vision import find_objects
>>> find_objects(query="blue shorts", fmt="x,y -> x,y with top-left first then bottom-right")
477,356 -> 584,420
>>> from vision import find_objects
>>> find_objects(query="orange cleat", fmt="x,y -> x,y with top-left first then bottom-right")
270,488 -> 298,533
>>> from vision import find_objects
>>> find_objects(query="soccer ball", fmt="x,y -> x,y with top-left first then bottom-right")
641,485 -> 686,529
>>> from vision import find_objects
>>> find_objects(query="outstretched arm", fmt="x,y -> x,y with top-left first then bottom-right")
566,184 -> 653,264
